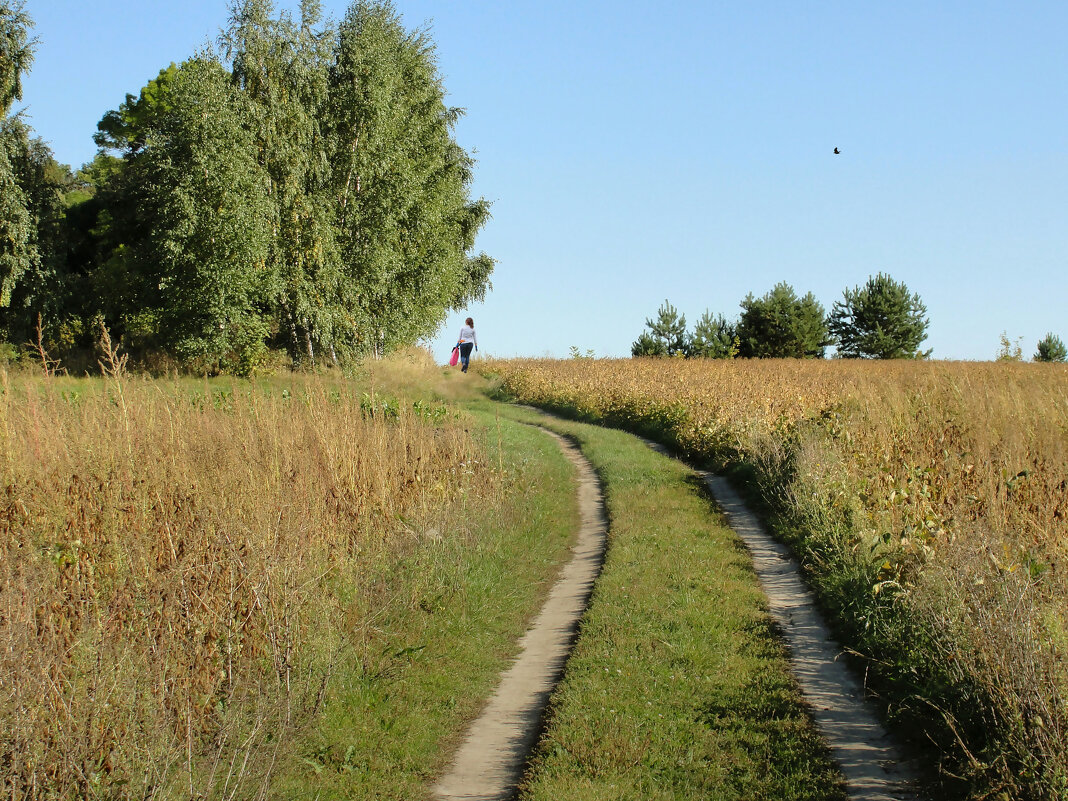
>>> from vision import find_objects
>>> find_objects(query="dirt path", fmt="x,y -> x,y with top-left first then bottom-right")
701,471 -> 923,801
630,436 -> 922,799
434,415 -> 922,800
432,429 -> 607,801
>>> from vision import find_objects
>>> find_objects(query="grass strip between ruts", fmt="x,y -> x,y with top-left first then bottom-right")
270,404 -> 579,800
495,404 -> 847,801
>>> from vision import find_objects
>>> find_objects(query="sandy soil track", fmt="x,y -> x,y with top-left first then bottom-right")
432,428 -> 607,801
696,466 -> 924,800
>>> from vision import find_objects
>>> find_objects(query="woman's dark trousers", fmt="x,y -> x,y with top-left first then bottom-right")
459,342 -> 474,372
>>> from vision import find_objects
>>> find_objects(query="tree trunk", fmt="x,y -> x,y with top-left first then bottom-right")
338,135 -> 360,229
303,321 -> 315,366
280,298 -> 302,365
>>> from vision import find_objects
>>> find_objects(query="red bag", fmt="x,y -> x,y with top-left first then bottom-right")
449,346 -> 459,366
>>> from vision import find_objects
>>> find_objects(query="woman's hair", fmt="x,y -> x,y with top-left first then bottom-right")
465,317 -> 474,327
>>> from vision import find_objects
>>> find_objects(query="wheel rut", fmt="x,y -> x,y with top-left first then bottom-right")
641,437 -> 923,801
432,428 -> 607,801
702,473 -> 923,800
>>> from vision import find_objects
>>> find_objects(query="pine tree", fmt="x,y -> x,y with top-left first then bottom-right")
1034,333 -> 1067,363
829,273 -> 930,359
640,299 -> 687,356
737,283 -> 829,358
689,310 -> 737,358
631,331 -> 666,357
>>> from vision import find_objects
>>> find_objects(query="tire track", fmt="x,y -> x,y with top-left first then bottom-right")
702,474 -> 922,800
642,435 -> 922,801
432,428 -> 607,801
435,416 -> 923,800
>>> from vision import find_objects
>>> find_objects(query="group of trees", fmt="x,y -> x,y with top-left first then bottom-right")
0,0 -> 493,373
997,332 -> 1067,363
633,274 -> 932,360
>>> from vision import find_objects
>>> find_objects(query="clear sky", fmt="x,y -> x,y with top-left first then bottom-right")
17,0 -> 1068,361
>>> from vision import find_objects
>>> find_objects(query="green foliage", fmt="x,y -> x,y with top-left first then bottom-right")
0,117 -> 66,345
0,1 -> 36,317
93,63 -> 180,154
0,120 -> 31,309
689,309 -> 738,358
634,298 -> 687,357
0,0 -> 33,114
737,282 -> 830,358
48,155 -> 119,349
223,0 -> 343,366
996,331 -> 1024,362
630,331 -> 665,357
829,273 -> 931,359
1034,333 -> 1067,363
89,63 -> 198,346
121,57 -> 274,371
328,0 -> 493,356
54,0 -> 494,371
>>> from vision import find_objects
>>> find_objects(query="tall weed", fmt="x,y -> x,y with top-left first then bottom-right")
0,368 -> 486,799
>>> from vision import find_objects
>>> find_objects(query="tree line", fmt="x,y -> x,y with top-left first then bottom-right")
633,275 -> 1067,362
633,275 -> 930,360
0,0 -> 493,374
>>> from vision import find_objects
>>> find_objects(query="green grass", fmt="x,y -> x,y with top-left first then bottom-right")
490,404 -> 846,801
266,396 -> 580,799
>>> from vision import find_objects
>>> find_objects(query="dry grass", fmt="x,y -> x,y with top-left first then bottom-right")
484,357 -> 1068,800
0,360 -> 488,799
485,356 -> 1068,566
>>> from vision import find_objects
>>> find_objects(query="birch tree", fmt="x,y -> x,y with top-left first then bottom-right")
54,0 -> 495,368
224,0 -> 343,365
328,0 -> 492,356
0,119 -> 65,341
0,2 -> 68,347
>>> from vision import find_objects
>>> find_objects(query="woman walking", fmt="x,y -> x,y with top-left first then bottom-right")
456,317 -> 478,373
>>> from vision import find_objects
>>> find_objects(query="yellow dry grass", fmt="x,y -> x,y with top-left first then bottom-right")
485,356 -> 1068,798
489,358 -> 1068,559
0,364 -> 486,798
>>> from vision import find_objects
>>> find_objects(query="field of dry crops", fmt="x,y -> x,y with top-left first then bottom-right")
0,367 -> 488,798
484,356 -> 1068,800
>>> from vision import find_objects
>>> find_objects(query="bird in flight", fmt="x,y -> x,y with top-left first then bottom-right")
833,147 -> 841,155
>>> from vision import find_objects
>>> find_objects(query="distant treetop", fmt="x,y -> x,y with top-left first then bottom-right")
829,273 -> 930,359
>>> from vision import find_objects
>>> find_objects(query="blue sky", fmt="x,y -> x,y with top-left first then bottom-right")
18,1 -> 1068,361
